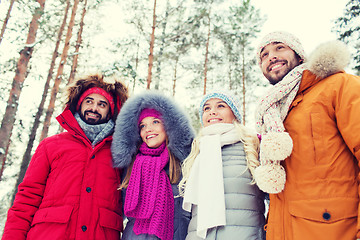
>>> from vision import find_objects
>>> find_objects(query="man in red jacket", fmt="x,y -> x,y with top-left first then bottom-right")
2,73 -> 128,240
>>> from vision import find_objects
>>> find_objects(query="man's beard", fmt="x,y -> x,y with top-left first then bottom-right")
264,60 -> 291,85
265,58 -> 302,85
80,110 -> 109,125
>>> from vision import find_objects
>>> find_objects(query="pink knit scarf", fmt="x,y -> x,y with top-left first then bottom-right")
124,142 -> 174,240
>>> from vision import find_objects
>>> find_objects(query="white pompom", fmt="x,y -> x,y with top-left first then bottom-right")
260,132 -> 293,161
254,163 -> 286,194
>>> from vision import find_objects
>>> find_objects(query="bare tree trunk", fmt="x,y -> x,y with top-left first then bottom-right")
68,0 -> 87,84
58,0 -> 86,134
132,38 -> 140,92
228,62 -> 233,90
0,0 -> 46,180
0,132 -> 12,180
203,8 -> 211,95
11,0 -> 71,201
172,57 -> 179,96
146,0 -> 157,89
0,0 -> 15,46
154,0 -> 169,90
241,44 -> 246,124
40,0 -> 79,141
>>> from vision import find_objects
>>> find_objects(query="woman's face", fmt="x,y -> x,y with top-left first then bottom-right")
139,116 -> 167,148
202,98 -> 236,127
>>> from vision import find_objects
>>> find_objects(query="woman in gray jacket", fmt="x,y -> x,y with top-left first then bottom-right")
112,91 -> 195,240
179,91 -> 265,240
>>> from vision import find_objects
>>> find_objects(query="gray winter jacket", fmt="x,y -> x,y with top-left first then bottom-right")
111,91 -> 195,240
186,142 -> 266,240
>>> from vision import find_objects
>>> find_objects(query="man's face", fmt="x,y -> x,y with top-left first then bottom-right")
260,42 -> 302,85
79,93 -> 110,125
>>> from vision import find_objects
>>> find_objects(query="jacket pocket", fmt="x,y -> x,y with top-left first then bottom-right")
288,198 -> 357,239
99,207 -> 123,231
28,205 -> 73,240
310,112 -> 326,163
32,205 -> 73,225
98,208 -> 123,239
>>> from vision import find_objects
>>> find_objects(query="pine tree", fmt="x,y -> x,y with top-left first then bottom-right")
13,0 -> 71,203
212,0 -> 264,124
334,0 -> 360,74
68,0 -> 87,84
0,0 -> 46,180
0,0 -> 16,46
40,0 -> 79,141
146,0 -> 157,89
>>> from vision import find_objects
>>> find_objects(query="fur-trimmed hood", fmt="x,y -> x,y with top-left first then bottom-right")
111,91 -> 195,168
65,73 -> 128,120
307,40 -> 350,79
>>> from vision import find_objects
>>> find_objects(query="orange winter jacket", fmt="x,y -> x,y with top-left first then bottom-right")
266,70 -> 360,240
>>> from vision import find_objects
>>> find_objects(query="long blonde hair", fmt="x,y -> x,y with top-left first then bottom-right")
178,121 -> 260,196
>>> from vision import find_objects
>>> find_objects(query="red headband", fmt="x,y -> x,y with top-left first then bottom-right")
76,87 -> 118,116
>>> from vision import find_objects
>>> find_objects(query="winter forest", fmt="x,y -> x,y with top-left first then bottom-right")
0,0 -> 359,234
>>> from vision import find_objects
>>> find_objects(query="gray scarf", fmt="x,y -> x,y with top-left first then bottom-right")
75,113 -> 114,146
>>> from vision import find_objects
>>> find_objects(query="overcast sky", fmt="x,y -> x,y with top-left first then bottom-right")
252,0 -> 349,54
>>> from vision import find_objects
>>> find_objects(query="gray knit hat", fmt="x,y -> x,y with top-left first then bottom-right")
199,91 -> 242,125
257,31 -> 307,65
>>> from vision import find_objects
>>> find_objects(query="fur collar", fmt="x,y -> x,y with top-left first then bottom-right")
111,91 -> 195,168
307,40 -> 350,79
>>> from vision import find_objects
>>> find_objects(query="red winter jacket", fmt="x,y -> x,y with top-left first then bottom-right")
2,108 -> 123,240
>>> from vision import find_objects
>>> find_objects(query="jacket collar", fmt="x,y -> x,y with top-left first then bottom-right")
56,106 -> 113,146
289,69 -> 345,110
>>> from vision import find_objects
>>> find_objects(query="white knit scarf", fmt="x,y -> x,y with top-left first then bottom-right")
183,123 -> 241,239
253,63 -> 307,194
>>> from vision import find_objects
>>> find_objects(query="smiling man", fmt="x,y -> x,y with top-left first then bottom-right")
254,31 -> 360,240
259,41 -> 304,85
79,93 -> 111,124
2,74 -> 128,240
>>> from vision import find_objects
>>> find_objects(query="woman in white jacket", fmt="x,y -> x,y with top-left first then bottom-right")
179,91 -> 265,240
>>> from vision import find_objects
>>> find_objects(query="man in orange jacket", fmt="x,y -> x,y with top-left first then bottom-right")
254,31 -> 360,240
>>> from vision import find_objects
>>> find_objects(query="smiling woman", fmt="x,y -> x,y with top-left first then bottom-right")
111,90 -> 195,240
139,109 -> 167,149
179,90 -> 265,240
201,98 -> 236,127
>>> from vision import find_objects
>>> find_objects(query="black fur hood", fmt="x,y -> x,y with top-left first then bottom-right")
111,91 -> 195,168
